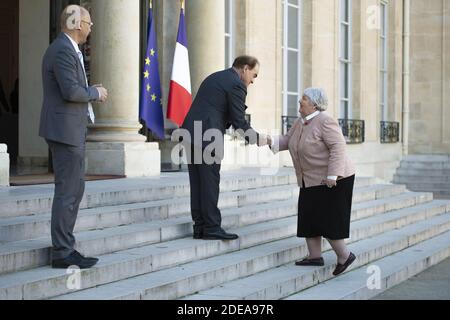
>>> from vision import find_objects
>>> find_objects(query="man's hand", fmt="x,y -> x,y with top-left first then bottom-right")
257,134 -> 272,147
94,84 -> 108,103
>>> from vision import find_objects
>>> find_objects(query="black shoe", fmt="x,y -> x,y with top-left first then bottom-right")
52,251 -> 98,269
295,257 -> 325,266
333,252 -> 356,276
202,230 -> 239,240
193,226 -> 203,239
73,250 -> 99,264
193,231 -> 203,239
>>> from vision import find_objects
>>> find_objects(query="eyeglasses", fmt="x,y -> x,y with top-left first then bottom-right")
81,20 -> 94,27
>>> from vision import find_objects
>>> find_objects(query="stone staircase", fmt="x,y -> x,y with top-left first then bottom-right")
393,154 -> 450,199
0,167 -> 449,300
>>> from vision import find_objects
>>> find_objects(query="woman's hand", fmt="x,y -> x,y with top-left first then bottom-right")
322,179 -> 337,188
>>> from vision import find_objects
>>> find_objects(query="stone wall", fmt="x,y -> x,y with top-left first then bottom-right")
0,144 -> 9,186
409,0 -> 450,154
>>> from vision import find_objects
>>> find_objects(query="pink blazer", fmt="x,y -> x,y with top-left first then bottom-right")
277,112 -> 355,188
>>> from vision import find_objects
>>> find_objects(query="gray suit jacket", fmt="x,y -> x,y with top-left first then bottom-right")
39,33 -> 99,147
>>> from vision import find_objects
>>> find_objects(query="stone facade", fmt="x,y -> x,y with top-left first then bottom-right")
0,144 -> 9,187
10,0 -> 449,185
409,0 -> 450,154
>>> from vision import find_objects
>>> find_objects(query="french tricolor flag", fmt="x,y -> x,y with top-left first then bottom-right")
167,6 -> 192,127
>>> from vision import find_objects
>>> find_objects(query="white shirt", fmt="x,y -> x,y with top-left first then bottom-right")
64,33 -> 82,57
64,33 -> 96,123
301,110 -> 321,125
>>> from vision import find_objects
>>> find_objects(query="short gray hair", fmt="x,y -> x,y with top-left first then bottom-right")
303,87 -> 328,111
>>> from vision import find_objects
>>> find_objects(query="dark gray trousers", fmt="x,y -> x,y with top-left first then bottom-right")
47,140 -> 85,260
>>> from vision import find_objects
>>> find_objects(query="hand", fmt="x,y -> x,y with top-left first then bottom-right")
257,134 -> 271,147
267,135 -> 272,146
322,179 -> 337,188
94,84 -> 108,103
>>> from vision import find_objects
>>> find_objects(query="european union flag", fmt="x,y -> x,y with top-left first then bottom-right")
139,5 -> 164,139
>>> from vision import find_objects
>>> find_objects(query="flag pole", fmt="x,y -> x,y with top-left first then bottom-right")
149,0 -> 152,9
181,0 -> 185,10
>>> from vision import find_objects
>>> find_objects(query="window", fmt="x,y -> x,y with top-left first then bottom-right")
339,0 -> 352,119
380,1 -> 388,121
282,0 -> 302,122
225,0 -> 235,68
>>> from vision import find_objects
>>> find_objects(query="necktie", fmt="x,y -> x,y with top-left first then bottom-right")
77,51 -> 95,124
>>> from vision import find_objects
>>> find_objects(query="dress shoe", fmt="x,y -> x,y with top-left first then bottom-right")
193,231 -> 203,239
202,229 -> 239,240
295,257 -> 325,266
52,250 -> 98,269
193,226 -> 203,239
73,250 -> 99,264
332,252 -> 356,276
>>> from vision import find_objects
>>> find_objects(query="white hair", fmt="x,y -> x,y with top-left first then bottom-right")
304,87 -> 329,111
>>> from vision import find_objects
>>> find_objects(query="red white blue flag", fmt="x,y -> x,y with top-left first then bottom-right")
167,6 -> 192,127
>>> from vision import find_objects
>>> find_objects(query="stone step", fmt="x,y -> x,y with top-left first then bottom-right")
0,198 -> 295,276
394,175 -> 450,184
0,184 -> 298,242
0,172 -> 375,219
396,168 -> 450,177
404,190 -> 450,200
394,174 -> 450,183
182,212 -> 450,300
0,168 -> 304,219
399,161 -> 450,170
285,231 -> 450,300
0,189 -> 428,275
433,191 -> 450,199
393,181 -> 450,192
21,199 -> 447,300
350,192 -> 432,221
401,155 -> 450,162
0,184 -> 406,242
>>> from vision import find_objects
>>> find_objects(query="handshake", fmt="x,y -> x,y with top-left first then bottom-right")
257,134 -> 273,147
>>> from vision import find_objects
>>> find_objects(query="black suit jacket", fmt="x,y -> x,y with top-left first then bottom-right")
181,68 -> 259,151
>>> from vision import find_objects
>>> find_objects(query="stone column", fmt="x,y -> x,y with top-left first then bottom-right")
0,144 -> 9,187
156,0 -> 225,170
86,0 -> 160,176
18,0 -> 49,169
185,0 -> 225,96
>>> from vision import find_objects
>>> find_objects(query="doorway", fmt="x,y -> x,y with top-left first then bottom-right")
0,0 -> 19,166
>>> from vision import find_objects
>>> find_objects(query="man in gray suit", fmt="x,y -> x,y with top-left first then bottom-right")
39,5 -> 108,269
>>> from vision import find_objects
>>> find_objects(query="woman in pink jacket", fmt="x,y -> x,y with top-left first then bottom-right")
271,87 -> 356,276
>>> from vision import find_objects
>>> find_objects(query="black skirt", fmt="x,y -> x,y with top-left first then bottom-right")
297,175 -> 355,240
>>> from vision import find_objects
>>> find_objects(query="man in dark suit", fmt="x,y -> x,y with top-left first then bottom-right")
39,5 -> 108,269
181,56 -> 269,240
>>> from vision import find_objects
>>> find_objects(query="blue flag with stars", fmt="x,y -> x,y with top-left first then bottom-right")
139,6 -> 164,139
